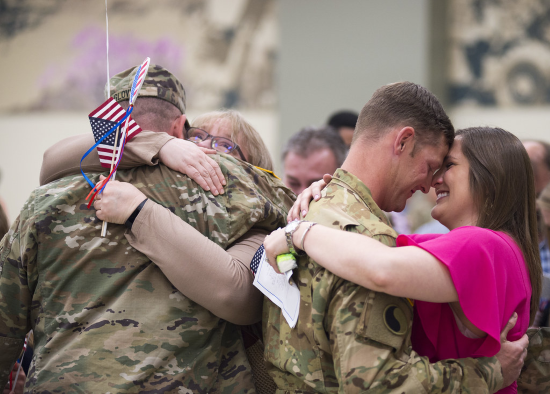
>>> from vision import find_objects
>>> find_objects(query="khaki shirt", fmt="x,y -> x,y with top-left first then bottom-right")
0,155 -> 293,393
263,168 -> 503,393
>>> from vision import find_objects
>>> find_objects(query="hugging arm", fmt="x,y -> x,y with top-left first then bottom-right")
0,195 -> 37,389
94,183 -> 265,325
264,224 -> 458,303
327,282 -> 505,393
40,131 -> 174,185
39,132 -> 225,194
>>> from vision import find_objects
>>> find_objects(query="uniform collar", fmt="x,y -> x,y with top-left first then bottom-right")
331,168 -> 392,228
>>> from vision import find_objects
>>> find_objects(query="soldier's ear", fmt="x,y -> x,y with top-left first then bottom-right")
393,127 -> 415,156
170,114 -> 187,139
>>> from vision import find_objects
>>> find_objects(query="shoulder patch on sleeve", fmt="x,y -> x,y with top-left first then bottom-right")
356,292 -> 413,351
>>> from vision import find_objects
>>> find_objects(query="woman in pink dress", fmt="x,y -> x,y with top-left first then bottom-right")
264,127 -> 541,394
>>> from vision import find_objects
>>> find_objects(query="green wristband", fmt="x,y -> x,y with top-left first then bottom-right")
276,253 -> 297,273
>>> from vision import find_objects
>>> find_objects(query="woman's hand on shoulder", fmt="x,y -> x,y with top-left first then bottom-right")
159,139 -> 226,195
287,174 -> 332,222
94,176 -> 147,224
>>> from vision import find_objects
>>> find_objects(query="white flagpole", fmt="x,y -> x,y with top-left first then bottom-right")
101,0 -> 112,238
100,125 -> 121,237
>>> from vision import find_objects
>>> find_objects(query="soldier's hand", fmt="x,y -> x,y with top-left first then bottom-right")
94,176 -> 147,224
287,175 -> 332,222
263,228 -> 291,274
495,312 -> 529,388
159,139 -> 225,196
3,362 -> 25,394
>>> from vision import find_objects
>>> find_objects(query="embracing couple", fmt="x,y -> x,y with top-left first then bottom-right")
263,82 -> 540,393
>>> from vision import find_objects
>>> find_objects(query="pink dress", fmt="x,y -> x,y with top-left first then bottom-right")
397,226 -> 531,394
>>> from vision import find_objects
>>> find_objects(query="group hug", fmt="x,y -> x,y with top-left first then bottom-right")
0,63 -> 547,393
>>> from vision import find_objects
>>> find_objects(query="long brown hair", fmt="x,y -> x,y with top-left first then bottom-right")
457,127 -> 541,325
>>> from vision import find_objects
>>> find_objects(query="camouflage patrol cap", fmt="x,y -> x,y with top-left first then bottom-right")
106,64 -> 186,114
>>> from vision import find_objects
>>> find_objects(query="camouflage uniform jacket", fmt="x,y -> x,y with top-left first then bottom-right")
0,155 -> 294,393
517,327 -> 550,393
263,168 -> 504,393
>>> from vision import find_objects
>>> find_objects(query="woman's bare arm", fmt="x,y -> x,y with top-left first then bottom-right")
263,223 -> 458,303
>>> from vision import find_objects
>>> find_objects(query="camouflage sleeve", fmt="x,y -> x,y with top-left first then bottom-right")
126,200 -> 265,325
40,131 -> 173,185
327,282 -> 503,393
0,193 -> 37,387
517,327 -> 550,392
326,230 -> 503,394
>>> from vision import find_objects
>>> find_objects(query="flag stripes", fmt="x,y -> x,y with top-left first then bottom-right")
130,57 -> 150,104
89,98 -> 142,168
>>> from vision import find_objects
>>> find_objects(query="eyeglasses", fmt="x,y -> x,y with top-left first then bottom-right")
185,127 -> 246,161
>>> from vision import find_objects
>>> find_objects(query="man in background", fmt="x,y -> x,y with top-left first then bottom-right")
524,140 -> 550,197
327,110 -> 358,147
282,126 -> 347,195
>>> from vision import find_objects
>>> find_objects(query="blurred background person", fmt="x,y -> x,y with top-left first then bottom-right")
326,110 -> 358,147
535,183 -> 550,327
538,184 -> 550,277
282,126 -> 347,195
523,140 -> 550,197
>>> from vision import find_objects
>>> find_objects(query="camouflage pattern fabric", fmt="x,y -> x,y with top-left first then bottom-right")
108,63 -> 187,114
0,154 -> 294,393
517,327 -> 550,393
263,168 -> 504,393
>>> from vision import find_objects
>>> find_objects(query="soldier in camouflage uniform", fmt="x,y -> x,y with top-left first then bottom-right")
0,64 -> 294,393
263,82 -> 524,393
517,327 -> 550,393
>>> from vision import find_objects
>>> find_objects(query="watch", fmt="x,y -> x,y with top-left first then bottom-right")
285,220 -> 305,256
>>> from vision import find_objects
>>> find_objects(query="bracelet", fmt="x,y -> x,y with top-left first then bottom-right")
299,222 -> 317,252
285,220 -> 305,256
124,198 -> 148,230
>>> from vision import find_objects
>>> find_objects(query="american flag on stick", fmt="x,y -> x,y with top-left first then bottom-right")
130,57 -> 150,105
89,98 -> 142,168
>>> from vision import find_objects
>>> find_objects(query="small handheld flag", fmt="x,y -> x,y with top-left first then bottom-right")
250,244 -> 264,275
89,98 -> 142,168
130,57 -> 150,105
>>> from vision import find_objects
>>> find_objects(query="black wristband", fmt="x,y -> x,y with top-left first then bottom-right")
124,198 -> 148,230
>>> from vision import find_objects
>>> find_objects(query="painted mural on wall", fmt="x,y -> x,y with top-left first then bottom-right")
0,0 -> 277,112
449,0 -> 550,106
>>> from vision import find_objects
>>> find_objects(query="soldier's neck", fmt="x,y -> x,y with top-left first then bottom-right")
341,141 -> 391,211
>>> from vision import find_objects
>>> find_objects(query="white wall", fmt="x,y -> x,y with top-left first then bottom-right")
0,114 -> 86,222
451,107 -> 550,141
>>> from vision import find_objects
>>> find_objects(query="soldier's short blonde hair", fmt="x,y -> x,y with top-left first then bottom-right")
192,110 -> 274,171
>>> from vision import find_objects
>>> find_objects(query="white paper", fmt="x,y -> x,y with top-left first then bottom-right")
253,249 -> 300,328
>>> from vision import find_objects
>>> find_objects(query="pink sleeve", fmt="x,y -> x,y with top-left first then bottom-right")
397,226 -> 531,358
